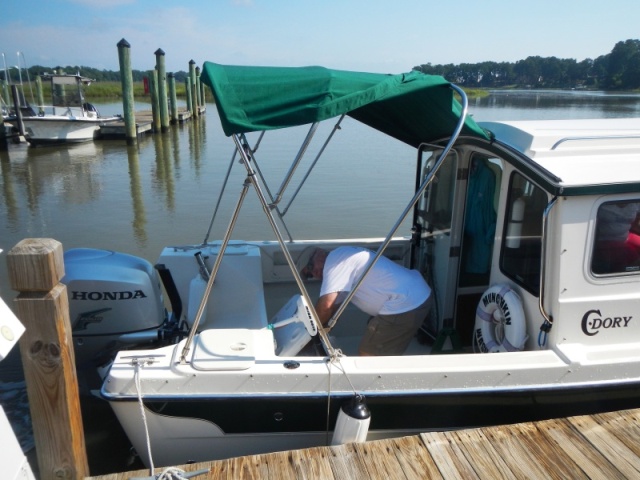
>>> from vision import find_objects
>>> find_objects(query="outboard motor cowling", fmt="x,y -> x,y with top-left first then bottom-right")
63,248 -> 166,367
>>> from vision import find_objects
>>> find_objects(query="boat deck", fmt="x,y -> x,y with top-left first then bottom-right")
86,407 -> 640,479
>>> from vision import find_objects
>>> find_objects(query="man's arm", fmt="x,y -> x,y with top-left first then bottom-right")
315,292 -> 340,327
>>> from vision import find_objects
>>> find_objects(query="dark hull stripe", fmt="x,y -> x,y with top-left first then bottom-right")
131,382 -> 640,434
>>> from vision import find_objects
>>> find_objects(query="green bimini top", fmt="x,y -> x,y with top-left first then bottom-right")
200,62 -> 490,148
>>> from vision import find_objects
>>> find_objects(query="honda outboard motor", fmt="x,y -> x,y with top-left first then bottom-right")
63,248 -> 166,369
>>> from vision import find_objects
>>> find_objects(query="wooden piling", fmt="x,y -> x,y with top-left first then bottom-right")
189,60 -> 199,118
7,238 -> 89,480
185,78 -> 192,115
149,69 -> 160,133
117,38 -> 137,145
35,75 -> 44,115
168,73 -> 178,124
195,66 -> 202,110
155,49 -> 170,133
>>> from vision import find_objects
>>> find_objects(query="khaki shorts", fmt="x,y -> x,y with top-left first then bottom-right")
358,295 -> 433,356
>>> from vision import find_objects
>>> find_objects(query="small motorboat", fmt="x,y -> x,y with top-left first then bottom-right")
7,73 -> 119,146
60,62 -> 640,467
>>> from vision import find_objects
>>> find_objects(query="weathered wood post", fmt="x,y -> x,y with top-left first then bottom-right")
168,72 -> 178,124
189,60 -> 198,118
195,66 -> 202,113
36,75 -> 44,115
155,48 -> 169,132
117,38 -> 137,145
185,78 -> 192,116
35,75 -> 45,115
7,238 -> 89,480
149,69 -> 160,133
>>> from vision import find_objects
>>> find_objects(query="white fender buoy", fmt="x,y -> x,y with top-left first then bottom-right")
474,284 -> 527,353
331,394 -> 371,445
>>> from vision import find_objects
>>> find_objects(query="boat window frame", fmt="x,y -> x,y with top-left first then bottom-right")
590,198 -> 640,277
499,171 -> 547,297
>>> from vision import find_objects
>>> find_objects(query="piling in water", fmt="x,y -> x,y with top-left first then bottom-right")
168,72 -> 178,124
185,77 -> 192,114
117,38 -> 137,145
149,69 -> 160,132
35,76 -> 44,115
189,60 -> 198,118
155,48 -> 170,133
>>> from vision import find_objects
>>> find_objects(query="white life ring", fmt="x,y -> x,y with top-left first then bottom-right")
474,284 -> 527,353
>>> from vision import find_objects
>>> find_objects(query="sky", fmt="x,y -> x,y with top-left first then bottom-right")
1,0 -> 639,75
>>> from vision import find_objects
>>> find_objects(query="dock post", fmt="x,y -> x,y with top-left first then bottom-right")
168,72 -> 178,124
155,48 -> 169,133
117,38 -> 137,145
185,78 -> 192,115
195,66 -> 202,113
7,238 -> 89,480
149,69 -> 160,133
35,75 -> 44,115
189,60 -> 198,118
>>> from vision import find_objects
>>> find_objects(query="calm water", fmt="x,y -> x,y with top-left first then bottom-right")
2,90 -> 640,303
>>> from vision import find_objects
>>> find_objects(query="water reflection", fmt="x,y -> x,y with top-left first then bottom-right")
152,132 -> 175,212
471,90 -> 640,121
126,145 -> 146,244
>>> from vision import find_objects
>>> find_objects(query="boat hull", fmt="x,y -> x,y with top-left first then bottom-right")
107,380 -> 640,467
21,116 -> 119,145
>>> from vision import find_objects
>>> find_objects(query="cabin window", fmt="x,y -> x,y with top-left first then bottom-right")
500,172 -> 547,296
591,200 -> 640,275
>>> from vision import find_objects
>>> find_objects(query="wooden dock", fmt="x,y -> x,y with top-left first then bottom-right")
99,106 -> 206,139
87,407 -> 640,479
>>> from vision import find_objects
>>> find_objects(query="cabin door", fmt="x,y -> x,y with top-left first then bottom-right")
454,155 -> 503,347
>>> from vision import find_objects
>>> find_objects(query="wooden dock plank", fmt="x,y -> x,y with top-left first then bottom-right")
509,421 -> 588,479
594,409 -> 640,458
539,417 -> 623,480
568,414 -> 640,479
477,425 -> 552,479
291,447 -> 335,479
86,409 -> 640,480
445,428 -> 517,480
388,435 -> 442,479
353,439 -> 408,480
421,431 -> 479,479
327,443 -> 371,480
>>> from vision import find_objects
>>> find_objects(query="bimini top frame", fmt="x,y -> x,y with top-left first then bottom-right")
179,63 -> 483,360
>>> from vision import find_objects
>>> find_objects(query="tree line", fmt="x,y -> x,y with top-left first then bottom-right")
4,39 -> 640,91
1,64 -> 190,84
414,39 -> 640,90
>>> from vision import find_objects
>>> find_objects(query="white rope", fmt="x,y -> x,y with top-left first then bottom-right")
134,361 -> 156,475
156,467 -> 189,480
325,348 -> 360,443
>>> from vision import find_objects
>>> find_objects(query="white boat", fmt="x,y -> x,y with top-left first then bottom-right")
0,290 -> 36,480
61,63 -> 640,468
11,74 -> 120,146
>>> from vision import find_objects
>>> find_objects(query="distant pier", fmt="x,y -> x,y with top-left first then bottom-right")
99,106 -> 206,140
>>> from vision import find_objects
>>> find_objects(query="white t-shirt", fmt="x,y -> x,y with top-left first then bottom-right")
319,246 -> 431,316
